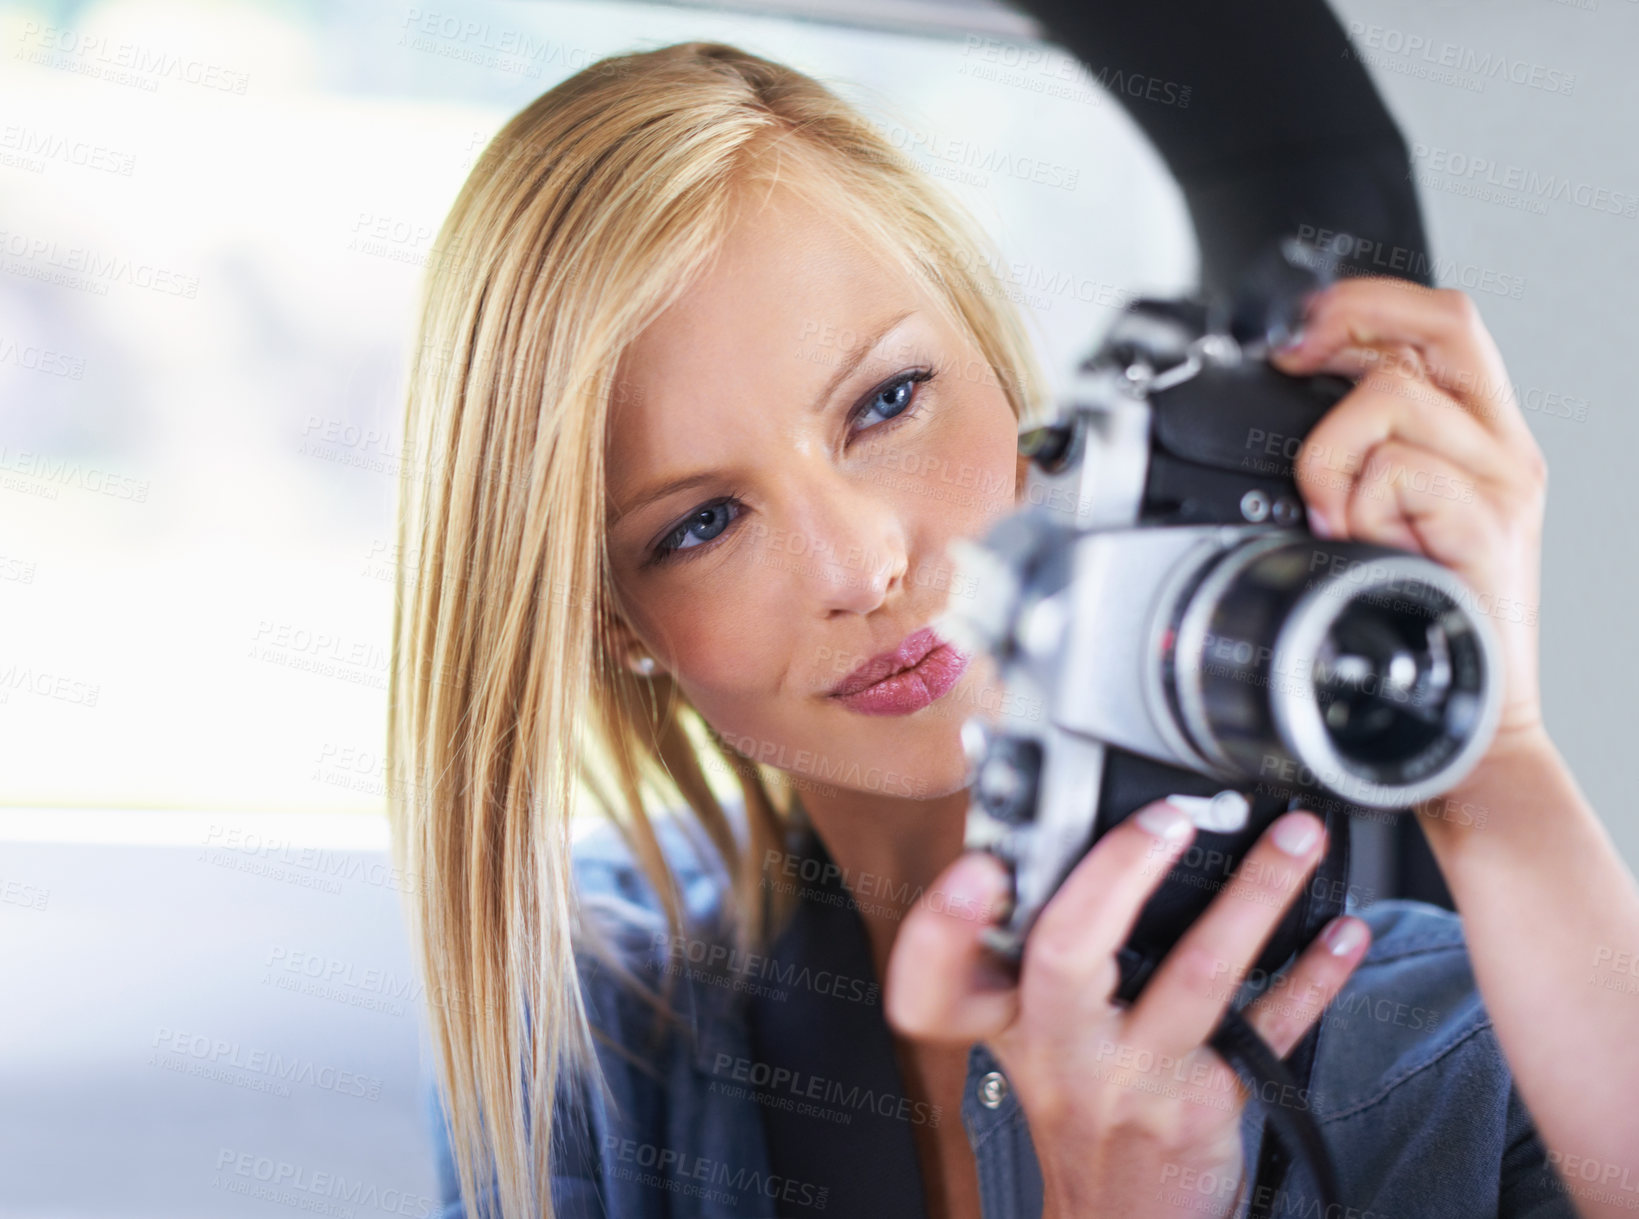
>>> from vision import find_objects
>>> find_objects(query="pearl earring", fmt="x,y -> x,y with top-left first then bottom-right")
630,653 -> 657,677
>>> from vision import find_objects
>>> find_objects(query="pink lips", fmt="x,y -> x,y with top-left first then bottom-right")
827,625 -> 971,716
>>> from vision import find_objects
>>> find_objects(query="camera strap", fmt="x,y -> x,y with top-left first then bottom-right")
1096,748 -> 1355,1218
1228,805 -> 1352,1219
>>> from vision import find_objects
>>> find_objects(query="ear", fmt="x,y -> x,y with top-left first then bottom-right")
606,614 -> 664,678
607,615 -> 644,661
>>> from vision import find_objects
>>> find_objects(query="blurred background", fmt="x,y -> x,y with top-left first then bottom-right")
1,0 -> 1633,1215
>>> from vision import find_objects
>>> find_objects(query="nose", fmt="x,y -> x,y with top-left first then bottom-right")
786,470 -> 909,617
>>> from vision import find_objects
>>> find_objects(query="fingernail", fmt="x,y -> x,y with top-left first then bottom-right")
1306,507 -> 1333,538
945,852 -> 1007,908
1136,800 -> 1195,842
1272,813 -> 1322,856
1322,916 -> 1367,957
1272,324 -> 1306,353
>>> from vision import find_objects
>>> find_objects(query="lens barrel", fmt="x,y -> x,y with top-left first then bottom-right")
1162,533 -> 1502,807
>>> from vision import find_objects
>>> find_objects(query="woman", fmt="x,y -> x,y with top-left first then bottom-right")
388,41 -> 1639,1219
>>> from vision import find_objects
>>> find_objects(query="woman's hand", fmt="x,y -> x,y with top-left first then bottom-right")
1268,277 -> 1550,758
884,801 -> 1372,1219
1268,281 -> 1639,1219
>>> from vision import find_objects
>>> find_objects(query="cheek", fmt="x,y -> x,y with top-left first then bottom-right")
617,548 -> 786,675
642,595 -> 790,699
919,389 -> 1018,529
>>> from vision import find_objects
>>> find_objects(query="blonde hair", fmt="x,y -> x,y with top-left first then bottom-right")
386,39 -> 1050,1219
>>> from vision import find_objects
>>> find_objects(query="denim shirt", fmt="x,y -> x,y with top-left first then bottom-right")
425,808 -> 1577,1219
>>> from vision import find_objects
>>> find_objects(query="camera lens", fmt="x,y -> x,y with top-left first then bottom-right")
1311,596 -> 1477,768
1163,534 -> 1501,808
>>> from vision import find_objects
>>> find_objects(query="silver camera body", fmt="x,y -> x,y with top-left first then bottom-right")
939,275 -> 1503,983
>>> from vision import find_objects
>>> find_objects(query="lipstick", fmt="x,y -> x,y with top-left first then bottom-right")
827,625 -> 971,716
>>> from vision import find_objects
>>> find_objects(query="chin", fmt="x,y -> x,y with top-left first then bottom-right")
864,721 -> 973,802
916,767 -> 973,802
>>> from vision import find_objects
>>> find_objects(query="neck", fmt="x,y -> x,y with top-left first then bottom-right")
795,782 -> 972,987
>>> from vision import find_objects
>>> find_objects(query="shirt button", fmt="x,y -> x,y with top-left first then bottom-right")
977,1070 -> 1009,1109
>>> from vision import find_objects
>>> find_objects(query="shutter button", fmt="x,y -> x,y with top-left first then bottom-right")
977,1070 -> 1009,1109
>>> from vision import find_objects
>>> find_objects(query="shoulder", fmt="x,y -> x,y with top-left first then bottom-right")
1311,897 -> 1494,1114
559,805 -> 773,1214
1297,899 -> 1577,1214
568,803 -> 756,1079
1347,895 -> 1479,1030
1310,897 -> 1491,1123
570,804 -> 740,973
427,805 -> 754,1218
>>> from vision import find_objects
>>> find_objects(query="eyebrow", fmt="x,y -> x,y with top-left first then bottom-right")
607,307 -> 917,529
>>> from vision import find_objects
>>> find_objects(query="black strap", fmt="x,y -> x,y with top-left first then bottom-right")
1239,806 -> 1352,1218
1210,1007 -> 1338,1219
998,0 -> 1435,295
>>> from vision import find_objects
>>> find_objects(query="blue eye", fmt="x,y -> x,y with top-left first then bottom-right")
850,368 -> 934,434
644,368 -> 936,568
649,497 -> 742,564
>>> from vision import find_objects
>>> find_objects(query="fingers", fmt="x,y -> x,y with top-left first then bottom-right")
1308,343 -> 1513,480
1242,915 -> 1372,1058
884,849 -> 1020,1043
1271,278 -> 1532,449
1292,351 -> 1526,546
1018,800 -> 1198,1018
1126,811 -> 1328,1056
1336,437 -> 1502,556
884,850 -> 1018,1040
1291,360 -> 1516,544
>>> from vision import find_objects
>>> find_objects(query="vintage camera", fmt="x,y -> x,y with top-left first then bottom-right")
937,237 -> 1503,998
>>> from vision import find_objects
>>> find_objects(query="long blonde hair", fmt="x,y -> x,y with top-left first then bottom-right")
386,39 -> 1049,1219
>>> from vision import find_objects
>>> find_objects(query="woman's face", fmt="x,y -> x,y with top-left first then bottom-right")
605,180 -> 1027,801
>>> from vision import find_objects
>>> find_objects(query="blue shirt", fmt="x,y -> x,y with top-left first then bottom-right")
426,807 -> 1578,1218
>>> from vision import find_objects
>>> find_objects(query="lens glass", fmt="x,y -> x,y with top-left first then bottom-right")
1312,596 -> 1461,766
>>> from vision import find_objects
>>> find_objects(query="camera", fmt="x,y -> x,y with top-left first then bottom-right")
937,236 -> 1504,997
